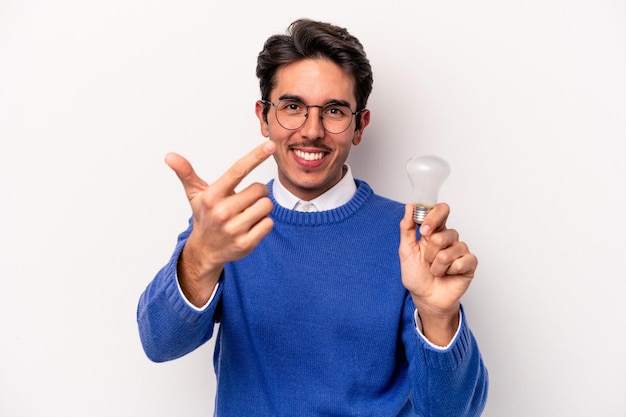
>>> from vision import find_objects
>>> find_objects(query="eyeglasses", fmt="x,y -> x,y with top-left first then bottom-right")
262,99 -> 360,134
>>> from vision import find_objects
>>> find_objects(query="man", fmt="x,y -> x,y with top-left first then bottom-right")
138,18 -> 488,416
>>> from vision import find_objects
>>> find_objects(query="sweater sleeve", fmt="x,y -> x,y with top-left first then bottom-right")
404,299 -> 489,417
136,221 -> 222,362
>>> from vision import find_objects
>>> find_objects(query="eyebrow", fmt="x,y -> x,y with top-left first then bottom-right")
277,94 -> 353,109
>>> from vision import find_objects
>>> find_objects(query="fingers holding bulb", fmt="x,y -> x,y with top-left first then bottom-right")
421,227 -> 458,264
417,204 -> 477,278
427,240 -> 477,278
401,204 -> 475,276
418,202 -> 450,237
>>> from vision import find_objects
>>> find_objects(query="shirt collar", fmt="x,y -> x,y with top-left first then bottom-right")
272,165 -> 357,212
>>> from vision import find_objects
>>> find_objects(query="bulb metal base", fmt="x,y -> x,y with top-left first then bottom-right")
412,204 -> 431,224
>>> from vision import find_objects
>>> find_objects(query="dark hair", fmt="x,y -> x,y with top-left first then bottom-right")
256,18 -> 373,130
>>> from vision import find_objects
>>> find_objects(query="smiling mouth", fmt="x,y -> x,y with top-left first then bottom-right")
293,149 -> 327,161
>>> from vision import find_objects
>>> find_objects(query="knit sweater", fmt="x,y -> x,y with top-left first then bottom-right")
137,180 -> 488,417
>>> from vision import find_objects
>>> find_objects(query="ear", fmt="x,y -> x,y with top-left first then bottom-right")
255,100 -> 270,137
352,109 -> 370,145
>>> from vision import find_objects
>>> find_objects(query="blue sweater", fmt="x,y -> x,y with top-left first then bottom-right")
137,180 -> 488,416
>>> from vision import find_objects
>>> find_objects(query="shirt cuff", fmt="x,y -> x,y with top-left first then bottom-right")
175,270 -> 219,312
414,308 -> 463,350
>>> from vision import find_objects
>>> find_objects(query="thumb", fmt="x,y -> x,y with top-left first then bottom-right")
399,204 -> 420,256
164,152 -> 208,199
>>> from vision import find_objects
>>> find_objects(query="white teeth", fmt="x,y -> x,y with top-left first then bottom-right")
294,149 -> 324,161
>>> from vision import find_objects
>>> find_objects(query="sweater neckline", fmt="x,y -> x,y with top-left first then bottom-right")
268,179 -> 373,226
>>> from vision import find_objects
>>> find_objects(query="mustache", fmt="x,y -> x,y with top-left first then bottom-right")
288,142 -> 332,152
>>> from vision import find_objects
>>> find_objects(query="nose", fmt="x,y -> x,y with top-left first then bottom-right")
300,106 -> 325,139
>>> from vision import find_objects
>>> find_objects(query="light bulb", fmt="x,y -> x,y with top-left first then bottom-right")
405,155 -> 451,224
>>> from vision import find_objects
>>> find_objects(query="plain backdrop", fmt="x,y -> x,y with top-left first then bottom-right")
1,1 -> 625,416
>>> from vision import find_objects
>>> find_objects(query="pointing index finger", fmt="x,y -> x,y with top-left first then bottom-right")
212,141 -> 276,195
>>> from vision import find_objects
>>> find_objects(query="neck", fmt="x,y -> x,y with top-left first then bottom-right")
279,166 -> 348,201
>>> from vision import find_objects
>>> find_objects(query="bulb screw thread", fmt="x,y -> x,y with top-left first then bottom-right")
412,205 -> 431,224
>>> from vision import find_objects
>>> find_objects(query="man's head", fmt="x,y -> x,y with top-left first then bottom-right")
254,19 -> 373,201
256,19 -> 373,130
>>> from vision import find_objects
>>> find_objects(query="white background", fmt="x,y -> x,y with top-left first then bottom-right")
1,1 -> 625,416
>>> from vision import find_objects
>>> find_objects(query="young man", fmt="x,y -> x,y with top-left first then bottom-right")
138,18 -> 488,416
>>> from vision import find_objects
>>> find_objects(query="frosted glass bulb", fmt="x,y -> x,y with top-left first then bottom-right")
405,155 -> 451,224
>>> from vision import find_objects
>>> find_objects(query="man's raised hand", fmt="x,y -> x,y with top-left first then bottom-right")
166,141 -> 276,306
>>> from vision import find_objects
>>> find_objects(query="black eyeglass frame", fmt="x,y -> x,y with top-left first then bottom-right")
261,99 -> 362,134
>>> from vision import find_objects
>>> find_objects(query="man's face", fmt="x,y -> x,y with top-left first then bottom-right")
256,58 -> 370,201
